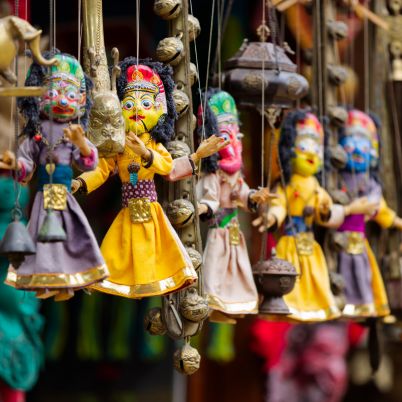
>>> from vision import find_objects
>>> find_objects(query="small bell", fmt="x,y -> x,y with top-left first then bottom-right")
179,287 -> 209,323
0,220 -> 36,269
37,209 -> 67,243
173,341 -> 201,375
144,307 -> 167,336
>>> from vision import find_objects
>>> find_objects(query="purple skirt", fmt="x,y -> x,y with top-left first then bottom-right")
6,192 -> 108,292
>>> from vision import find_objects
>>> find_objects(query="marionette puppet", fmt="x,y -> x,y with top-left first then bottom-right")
258,110 -> 341,322
328,109 -> 402,318
0,51 -> 108,301
72,58 -> 226,299
196,88 -> 272,323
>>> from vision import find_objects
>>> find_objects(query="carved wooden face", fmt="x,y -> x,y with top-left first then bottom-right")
87,91 -> 125,157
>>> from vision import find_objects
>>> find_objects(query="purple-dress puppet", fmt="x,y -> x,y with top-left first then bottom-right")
3,52 -> 108,301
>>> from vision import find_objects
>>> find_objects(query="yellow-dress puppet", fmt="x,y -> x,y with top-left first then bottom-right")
265,111 -> 341,322
74,58 -> 198,298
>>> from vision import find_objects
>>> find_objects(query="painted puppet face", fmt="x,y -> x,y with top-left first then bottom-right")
40,78 -> 85,122
217,121 -> 243,174
339,135 -> 372,173
122,90 -> 164,135
291,113 -> 324,177
208,90 -> 243,174
292,135 -> 323,177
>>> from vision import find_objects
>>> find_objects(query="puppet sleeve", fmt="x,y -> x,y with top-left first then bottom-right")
78,157 -> 116,194
196,173 -> 221,214
145,142 -> 174,176
163,156 -> 194,182
72,139 -> 99,172
372,196 -> 396,229
16,137 -> 40,182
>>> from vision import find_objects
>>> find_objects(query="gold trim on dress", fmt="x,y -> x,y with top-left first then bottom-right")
207,294 -> 258,314
90,265 -> 197,298
6,264 -> 109,289
342,303 -> 390,318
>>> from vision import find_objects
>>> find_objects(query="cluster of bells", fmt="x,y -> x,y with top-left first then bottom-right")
0,206 -> 66,268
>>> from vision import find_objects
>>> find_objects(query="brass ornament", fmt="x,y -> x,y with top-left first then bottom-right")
172,88 -> 190,117
166,199 -> 195,228
179,288 -> 209,322
228,220 -> 240,245
345,231 -> 365,255
328,106 -> 348,126
187,15 -> 201,42
173,342 -> 201,375
253,249 -> 297,315
294,232 -> 314,256
153,0 -> 182,20
327,64 -> 348,86
87,91 -> 125,157
185,246 -> 202,270
156,34 -> 184,66
327,20 -> 348,40
328,144 -> 348,169
224,40 -> 309,108
189,62 -> 198,86
0,16 -> 57,96
128,198 -> 152,223
191,114 -> 197,133
144,307 -> 167,336
166,140 -> 191,159
43,184 -> 68,211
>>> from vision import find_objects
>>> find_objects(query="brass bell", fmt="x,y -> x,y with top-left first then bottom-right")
327,65 -> 348,86
37,209 -> 67,242
328,106 -> 348,127
166,140 -> 191,159
144,307 -> 167,336
191,114 -> 197,133
327,20 -> 348,40
0,219 -> 36,269
173,342 -> 201,375
328,145 -> 348,169
185,246 -> 202,270
166,199 -> 195,228
173,88 -> 190,118
187,15 -> 201,42
189,63 -> 198,86
156,34 -> 184,66
179,287 -> 209,323
153,0 -> 182,20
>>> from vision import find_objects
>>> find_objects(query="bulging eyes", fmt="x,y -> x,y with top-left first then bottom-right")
66,91 -> 78,101
220,133 -> 230,141
141,99 -> 153,109
47,89 -> 58,99
123,100 -> 134,110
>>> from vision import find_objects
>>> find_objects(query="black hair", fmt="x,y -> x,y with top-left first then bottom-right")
17,49 -> 93,138
197,87 -> 222,173
117,57 -> 177,145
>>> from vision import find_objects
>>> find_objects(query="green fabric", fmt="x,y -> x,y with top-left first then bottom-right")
206,323 -> 235,363
208,90 -> 239,123
218,210 -> 238,228
0,176 -> 43,390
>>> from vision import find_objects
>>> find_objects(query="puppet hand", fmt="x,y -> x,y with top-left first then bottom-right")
319,199 -> 331,216
71,179 -> 81,194
252,213 -> 276,233
345,197 -> 379,216
192,135 -> 229,163
126,132 -> 150,160
197,203 -> 209,215
64,124 -> 91,156
250,187 -> 277,205
392,216 -> 402,231
0,150 -> 17,170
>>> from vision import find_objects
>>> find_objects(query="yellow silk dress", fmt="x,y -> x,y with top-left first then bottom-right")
269,174 -> 341,322
79,140 -> 197,298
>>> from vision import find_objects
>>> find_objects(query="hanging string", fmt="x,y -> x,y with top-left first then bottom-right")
217,0 -> 222,90
135,0 -> 140,137
48,0 -> 56,186
363,0 -> 370,113
296,3 -> 301,109
78,0 -> 82,63
260,0 -> 266,188
201,0 -> 217,143
348,1 -> 355,107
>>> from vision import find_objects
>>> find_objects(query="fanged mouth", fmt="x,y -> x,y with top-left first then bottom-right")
52,106 -> 74,115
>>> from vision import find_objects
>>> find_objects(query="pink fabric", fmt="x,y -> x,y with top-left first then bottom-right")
197,171 -> 251,212
0,382 -> 25,402
79,148 -> 96,169
16,162 -> 27,183
164,156 -> 193,182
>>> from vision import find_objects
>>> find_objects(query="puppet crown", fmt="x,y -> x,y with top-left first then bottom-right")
124,64 -> 165,96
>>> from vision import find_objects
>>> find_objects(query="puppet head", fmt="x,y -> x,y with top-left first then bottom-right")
340,109 -> 379,174
18,50 -> 92,137
117,58 -> 176,144
280,110 -> 324,182
198,88 -> 243,175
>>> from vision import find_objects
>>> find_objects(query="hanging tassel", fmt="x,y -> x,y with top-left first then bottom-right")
127,162 -> 140,187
